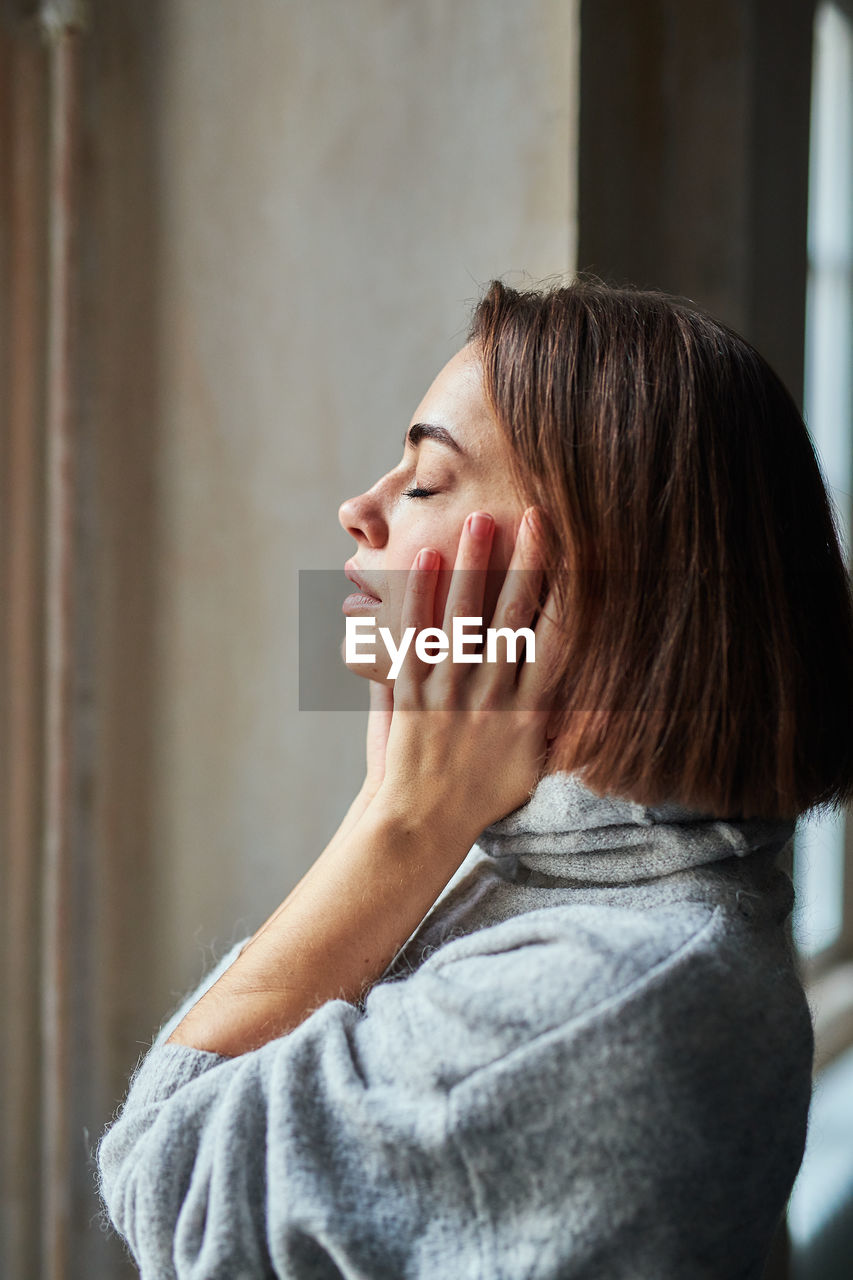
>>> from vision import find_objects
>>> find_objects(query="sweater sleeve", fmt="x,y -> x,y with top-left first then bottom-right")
97,968 -> 486,1278
97,901 -> 814,1280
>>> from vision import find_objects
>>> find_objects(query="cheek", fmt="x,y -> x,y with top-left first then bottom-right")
387,530 -> 461,611
390,522 -> 458,572
388,512 -> 519,623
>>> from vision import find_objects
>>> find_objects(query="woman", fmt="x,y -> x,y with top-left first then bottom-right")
98,280 -> 853,1278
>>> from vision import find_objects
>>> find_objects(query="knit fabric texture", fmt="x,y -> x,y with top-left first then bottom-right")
97,770 -> 814,1279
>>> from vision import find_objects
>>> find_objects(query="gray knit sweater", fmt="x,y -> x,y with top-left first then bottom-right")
97,771 -> 814,1279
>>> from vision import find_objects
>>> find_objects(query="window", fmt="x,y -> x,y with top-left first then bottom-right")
788,9 -> 853,1272
792,0 -> 853,975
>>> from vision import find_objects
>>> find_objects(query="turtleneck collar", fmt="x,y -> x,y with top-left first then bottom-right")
476,771 -> 796,884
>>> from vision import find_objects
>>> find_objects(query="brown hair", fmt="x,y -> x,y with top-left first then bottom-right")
469,278 -> 853,820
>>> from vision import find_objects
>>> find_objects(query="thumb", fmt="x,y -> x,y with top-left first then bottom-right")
368,680 -> 394,718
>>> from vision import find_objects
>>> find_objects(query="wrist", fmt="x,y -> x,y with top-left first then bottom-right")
371,782 -> 481,858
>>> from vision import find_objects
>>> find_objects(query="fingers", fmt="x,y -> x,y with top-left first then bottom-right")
518,586 -> 564,710
364,679 -> 394,790
393,547 -> 440,702
484,509 -> 564,715
486,508 -> 546,688
367,679 -> 394,717
396,513 -> 496,698
438,511 -> 495,635
392,505 -> 560,708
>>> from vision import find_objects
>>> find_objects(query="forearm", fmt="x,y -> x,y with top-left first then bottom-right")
166,794 -> 472,1057
243,783 -> 377,949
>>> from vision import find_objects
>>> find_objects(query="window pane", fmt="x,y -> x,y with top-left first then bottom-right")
794,1 -> 853,959
793,809 -> 846,956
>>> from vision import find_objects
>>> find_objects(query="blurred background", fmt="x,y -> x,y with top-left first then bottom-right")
0,1 -> 850,1277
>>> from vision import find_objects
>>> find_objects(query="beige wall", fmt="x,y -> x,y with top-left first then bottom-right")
1,6 -> 578,1274
149,0 -> 578,996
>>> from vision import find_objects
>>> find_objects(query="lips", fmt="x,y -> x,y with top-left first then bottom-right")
344,561 -> 382,602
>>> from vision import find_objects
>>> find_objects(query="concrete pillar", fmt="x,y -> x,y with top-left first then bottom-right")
578,0 -> 815,404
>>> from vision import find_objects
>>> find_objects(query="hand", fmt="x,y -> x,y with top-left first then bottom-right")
363,680 -> 393,798
168,510 -> 559,1055
375,507 -> 562,844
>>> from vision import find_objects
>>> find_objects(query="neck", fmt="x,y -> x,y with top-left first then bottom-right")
476,771 -> 796,885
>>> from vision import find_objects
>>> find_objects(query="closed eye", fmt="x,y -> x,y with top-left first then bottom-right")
402,486 -> 438,499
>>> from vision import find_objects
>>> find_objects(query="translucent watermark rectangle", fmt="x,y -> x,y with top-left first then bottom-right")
298,568 -> 550,711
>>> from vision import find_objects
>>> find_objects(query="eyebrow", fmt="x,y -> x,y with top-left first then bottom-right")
403,422 -> 466,455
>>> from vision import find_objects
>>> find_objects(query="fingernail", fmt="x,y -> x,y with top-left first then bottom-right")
417,548 -> 439,570
469,512 -> 493,540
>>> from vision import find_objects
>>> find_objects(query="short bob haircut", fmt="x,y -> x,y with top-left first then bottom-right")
469,278 -> 853,822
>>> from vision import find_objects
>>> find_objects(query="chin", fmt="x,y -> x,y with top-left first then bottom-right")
345,664 -> 393,684
339,637 -> 391,683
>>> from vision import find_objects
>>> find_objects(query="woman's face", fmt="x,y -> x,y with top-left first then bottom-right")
338,343 -> 528,682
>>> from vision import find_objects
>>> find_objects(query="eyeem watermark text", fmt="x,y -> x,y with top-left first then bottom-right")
346,616 -> 535,679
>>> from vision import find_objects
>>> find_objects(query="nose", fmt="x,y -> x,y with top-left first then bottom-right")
338,484 -> 388,548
